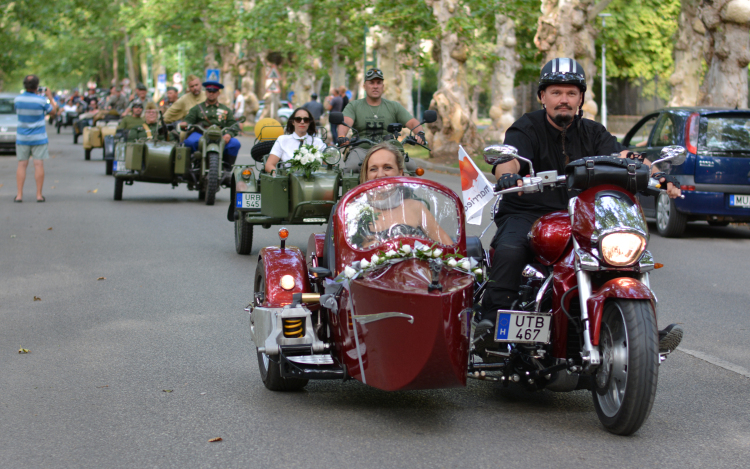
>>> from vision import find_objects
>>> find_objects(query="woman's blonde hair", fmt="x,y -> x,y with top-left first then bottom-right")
359,142 -> 404,184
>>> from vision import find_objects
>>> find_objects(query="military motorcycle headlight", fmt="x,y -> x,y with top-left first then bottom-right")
600,233 -> 646,267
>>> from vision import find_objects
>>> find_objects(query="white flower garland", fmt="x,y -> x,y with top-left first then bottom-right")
289,143 -> 324,178
338,240 -> 484,282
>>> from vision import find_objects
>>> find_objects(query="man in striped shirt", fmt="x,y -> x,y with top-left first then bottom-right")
14,75 -> 57,202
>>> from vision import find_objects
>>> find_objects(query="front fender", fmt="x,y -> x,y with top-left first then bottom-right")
259,246 -> 312,307
587,277 -> 654,346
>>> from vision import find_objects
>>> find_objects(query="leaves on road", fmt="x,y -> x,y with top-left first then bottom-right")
97,277 -> 106,281
87,189 -> 99,194
96,385 -> 109,388
18,348 -> 29,354
162,389 -> 173,393
208,437 -> 222,443
47,227 -> 53,231
0,183 -> 3,188
33,296 -> 41,301
11,235 -> 16,238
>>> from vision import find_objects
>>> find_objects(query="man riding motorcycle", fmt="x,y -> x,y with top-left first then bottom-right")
336,68 -> 425,171
477,57 -> 683,351
127,103 -> 163,141
122,83 -> 148,117
163,75 -> 205,124
180,81 -> 240,172
117,101 -> 145,130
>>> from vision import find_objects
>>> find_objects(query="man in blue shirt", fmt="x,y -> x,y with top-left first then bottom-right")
14,75 -> 57,202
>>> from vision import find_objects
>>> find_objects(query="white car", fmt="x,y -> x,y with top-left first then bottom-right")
0,93 -> 20,154
255,100 -> 294,124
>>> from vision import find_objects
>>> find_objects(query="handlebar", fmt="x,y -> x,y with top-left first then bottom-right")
493,172 -> 684,199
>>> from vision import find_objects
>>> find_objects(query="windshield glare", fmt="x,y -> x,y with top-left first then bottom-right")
344,183 -> 459,250
701,116 -> 750,155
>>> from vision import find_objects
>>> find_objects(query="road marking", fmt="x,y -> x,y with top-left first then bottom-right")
678,348 -> 750,379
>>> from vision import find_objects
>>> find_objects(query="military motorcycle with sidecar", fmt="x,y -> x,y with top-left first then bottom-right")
245,143 -> 688,436
111,118 -> 242,203
228,112 -> 435,255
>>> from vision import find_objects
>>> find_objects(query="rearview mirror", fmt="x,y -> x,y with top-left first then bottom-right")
329,112 -> 345,126
483,144 -> 520,166
653,145 -> 687,167
422,110 -> 437,124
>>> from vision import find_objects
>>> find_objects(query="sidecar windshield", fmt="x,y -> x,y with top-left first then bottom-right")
344,182 -> 460,250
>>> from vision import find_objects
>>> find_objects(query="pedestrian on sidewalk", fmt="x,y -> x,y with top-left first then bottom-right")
14,75 -> 57,203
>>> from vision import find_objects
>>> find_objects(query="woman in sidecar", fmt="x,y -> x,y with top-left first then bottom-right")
251,143 -> 477,392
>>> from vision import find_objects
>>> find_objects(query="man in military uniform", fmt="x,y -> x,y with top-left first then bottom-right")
117,102 -> 145,130
105,86 -> 127,113
122,83 -> 148,117
159,86 -> 179,113
164,75 -> 205,124
127,103 -> 162,141
180,81 -> 240,170
336,68 -> 424,170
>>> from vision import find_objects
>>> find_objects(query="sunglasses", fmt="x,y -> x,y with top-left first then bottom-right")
293,116 -> 311,123
365,68 -> 384,81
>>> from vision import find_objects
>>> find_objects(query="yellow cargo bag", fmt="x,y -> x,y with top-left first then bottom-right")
84,127 -> 103,149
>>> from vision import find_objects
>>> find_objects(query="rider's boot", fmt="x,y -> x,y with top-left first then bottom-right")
658,324 -> 683,353
474,291 -> 516,357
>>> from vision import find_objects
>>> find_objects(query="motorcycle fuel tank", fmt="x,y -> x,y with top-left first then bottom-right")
530,211 -> 571,266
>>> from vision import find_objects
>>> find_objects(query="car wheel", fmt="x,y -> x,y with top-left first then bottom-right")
254,262 -> 308,392
656,191 -> 687,237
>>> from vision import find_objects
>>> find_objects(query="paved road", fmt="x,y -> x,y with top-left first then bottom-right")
1,129 -> 748,468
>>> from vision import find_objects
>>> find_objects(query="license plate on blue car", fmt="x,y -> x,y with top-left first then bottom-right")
494,310 -> 552,344
729,194 -> 750,208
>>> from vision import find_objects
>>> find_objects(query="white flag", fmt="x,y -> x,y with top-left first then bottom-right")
458,145 -> 494,225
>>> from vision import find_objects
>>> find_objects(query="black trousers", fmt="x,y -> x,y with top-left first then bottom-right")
481,213 -> 540,315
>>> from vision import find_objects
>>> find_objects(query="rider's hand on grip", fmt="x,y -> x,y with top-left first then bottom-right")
652,172 -> 682,199
495,173 -> 523,191
337,137 -> 349,146
416,131 -> 426,145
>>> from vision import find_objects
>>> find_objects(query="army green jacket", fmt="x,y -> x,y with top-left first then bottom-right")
184,101 -> 238,137
127,123 -> 162,141
117,115 -> 145,130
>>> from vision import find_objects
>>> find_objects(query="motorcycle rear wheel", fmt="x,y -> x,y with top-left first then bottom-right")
254,262 -> 308,391
205,152 -> 219,206
592,299 -> 658,435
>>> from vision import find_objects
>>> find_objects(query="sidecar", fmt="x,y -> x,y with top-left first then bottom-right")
82,120 -> 118,160
248,177 -> 476,392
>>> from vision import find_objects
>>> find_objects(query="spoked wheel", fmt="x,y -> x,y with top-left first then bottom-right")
656,191 -> 687,237
592,299 -> 659,435
205,152 -> 219,206
235,217 -> 254,255
114,178 -> 123,201
254,262 -> 308,392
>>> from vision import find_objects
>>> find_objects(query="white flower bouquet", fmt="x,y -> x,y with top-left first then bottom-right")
289,143 -> 324,179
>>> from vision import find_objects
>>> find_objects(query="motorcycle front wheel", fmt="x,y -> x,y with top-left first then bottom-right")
254,262 -> 308,392
205,151 -> 219,206
592,299 -> 659,435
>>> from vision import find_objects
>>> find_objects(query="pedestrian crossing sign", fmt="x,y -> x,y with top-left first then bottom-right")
206,69 -> 220,83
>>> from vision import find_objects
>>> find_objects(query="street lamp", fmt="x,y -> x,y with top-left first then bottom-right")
599,13 -> 612,129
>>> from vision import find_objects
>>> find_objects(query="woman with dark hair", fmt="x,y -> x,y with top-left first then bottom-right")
265,108 -> 325,173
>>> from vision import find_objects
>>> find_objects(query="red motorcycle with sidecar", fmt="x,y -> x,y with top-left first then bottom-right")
246,144 -> 686,435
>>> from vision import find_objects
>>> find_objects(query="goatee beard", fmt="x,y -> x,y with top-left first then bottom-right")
553,113 -> 574,127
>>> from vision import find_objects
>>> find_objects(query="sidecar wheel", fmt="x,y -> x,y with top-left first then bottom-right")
592,299 -> 658,435
114,178 -> 123,201
254,262 -> 308,392
73,131 -> 79,144
235,217 -> 254,255
656,191 -> 687,237
205,151 -> 219,206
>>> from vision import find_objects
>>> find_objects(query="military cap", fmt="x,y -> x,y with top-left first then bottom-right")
166,86 -> 178,93
144,101 -> 158,110
202,81 -> 224,91
132,101 -> 144,109
136,83 -> 147,90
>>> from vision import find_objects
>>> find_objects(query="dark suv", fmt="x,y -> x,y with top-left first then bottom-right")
623,108 -> 750,237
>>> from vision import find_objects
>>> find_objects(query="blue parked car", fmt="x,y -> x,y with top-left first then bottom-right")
623,108 -> 750,237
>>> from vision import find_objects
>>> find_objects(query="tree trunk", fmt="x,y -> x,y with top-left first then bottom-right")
534,0 -> 613,120
124,32 -> 138,90
218,44 -> 239,106
699,0 -> 750,107
289,6 -> 316,107
139,44 -> 148,87
112,40 -> 119,88
425,0 -> 484,160
669,0 -> 704,106
371,27 -> 414,111
486,13 -> 520,143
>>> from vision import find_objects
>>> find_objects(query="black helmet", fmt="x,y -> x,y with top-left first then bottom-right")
537,58 -> 586,98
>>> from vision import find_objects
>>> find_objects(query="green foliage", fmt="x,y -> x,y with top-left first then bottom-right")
598,0 -> 681,100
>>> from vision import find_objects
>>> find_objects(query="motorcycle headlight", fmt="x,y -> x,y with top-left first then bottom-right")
600,233 -> 646,267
